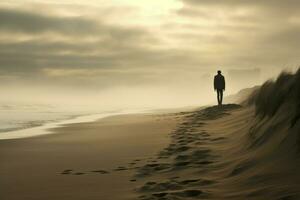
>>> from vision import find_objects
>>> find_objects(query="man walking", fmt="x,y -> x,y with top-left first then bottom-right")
214,70 -> 225,105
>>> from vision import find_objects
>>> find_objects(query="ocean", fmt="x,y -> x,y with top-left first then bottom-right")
0,103 -> 143,140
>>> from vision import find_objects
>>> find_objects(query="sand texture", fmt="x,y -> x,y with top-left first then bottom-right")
0,113 -> 179,200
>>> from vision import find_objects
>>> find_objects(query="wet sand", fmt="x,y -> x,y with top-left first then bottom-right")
0,113 -> 179,200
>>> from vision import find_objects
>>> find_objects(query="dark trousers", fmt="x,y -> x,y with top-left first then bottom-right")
217,89 -> 223,105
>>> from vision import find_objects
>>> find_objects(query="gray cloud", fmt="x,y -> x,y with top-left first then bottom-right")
0,8 -> 213,78
0,8 -> 98,35
175,0 -> 300,64
179,2 -> 300,23
0,8 -> 160,76
181,0 -> 300,9
0,7 -> 151,44
0,2 -> 299,94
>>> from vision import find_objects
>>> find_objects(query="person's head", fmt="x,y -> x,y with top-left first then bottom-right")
217,70 -> 221,75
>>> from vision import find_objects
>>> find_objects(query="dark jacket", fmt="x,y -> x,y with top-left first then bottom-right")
214,74 -> 225,90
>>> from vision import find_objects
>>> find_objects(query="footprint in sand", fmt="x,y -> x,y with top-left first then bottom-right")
136,163 -> 171,176
138,178 -> 214,199
114,166 -> 129,171
73,172 -> 85,175
147,189 -> 206,199
210,137 -> 226,141
61,169 -> 73,175
91,170 -> 109,174
174,189 -> 204,197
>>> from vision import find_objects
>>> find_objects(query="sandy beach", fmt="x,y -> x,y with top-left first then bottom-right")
0,113 -> 179,200
1,104 -> 300,200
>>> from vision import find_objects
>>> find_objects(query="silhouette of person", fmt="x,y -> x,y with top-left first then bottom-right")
214,70 -> 225,105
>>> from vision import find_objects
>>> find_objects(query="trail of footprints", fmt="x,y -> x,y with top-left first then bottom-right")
60,159 -> 144,176
135,106 -> 237,200
138,177 -> 216,200
60,105 -> 239,199
59,113 -> 219,196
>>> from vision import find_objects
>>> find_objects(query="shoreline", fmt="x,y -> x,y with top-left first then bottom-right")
0,110 -> 151,140
0,112 -> 180,200
0,106 -> 198,140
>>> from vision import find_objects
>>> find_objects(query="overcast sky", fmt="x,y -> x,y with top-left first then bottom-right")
0,0 -> 299,106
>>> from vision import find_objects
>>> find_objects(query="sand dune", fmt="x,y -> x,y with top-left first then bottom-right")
133,69 -> 300,200
134,103 -> 300,199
